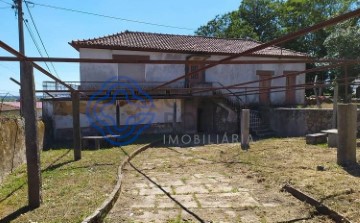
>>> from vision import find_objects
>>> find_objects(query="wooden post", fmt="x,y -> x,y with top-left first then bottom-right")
332,82 -> 338,128
22,62 -> 42,208
72,91 -> 81,160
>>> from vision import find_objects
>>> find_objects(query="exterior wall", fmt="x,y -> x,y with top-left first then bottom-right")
206,56 -> 305,105
0,118 -> 44,184
42,97 -> 239,140
269,108 -> 360,137
43,99 -> 182,140
80,49 -> 186,87
79,48 -> 306,105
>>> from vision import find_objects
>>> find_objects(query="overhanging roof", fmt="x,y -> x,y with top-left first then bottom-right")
70,31 -> 308,58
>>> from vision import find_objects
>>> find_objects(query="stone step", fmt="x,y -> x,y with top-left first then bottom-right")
306,133 -> 327,145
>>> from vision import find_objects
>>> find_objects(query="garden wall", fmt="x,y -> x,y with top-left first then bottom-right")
269,108 -> 334,137
268,107 -> 360,137
0,118 -> 44,184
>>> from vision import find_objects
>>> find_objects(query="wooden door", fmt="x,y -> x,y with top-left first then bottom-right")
258,71 -> 272,105
186,64 -> 205,87
286,74 -> 297,105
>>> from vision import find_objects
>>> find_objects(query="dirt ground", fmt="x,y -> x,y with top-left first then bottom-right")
105,142 -> 335,223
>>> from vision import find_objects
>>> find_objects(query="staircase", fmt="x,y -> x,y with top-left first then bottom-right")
212,82 -> 276,139
213,82 -> 243,113
250,110 -> 276,139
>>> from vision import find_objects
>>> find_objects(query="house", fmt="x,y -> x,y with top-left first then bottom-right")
43,31 -> 308,140
1,101 -> 42,118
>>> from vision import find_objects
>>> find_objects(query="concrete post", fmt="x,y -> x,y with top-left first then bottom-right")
241,109 -> 250,149
173,101 -> 177,133
337,104 -> 357,166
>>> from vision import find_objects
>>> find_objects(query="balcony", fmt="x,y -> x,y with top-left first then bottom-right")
42,81 -> 215,99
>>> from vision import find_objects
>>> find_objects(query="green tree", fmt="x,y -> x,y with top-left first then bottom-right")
195,11 -> 258,39
279,0 -> 355,57
195,0 -> 280,41
195,0 -> 358,96
324,23 -> 360,100
238,0 -> 281,42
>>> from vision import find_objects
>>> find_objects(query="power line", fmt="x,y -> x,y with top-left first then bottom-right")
0,0 -> 11,5
24,1 -> 60,78
23,16 -> 53,74
25,1 -> 195,31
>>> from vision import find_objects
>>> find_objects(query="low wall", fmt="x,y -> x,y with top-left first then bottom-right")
269,108 -> 334,137
0,118 -> 44,184
269,108 -> 360,137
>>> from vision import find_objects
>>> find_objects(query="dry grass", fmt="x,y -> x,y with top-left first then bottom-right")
0,139 -> 151,223
185,138 -> 360,222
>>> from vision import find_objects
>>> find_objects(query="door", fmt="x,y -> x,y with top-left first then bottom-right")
186,64 -> 205,87
258,71 -> 273,105
286,73 -> 297,105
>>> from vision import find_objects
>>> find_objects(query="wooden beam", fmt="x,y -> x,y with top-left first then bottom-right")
22,62 -> 42,208
150,8 -> 360,91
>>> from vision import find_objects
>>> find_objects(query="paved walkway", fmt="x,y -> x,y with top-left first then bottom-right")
105,145 -> 327,222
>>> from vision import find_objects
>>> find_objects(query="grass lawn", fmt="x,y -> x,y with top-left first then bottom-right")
187,138 -> 360,222
0,138 -> 151,223
2,137 -> 359,222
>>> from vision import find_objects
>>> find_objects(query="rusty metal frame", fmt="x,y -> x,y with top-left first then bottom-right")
0,8 -> 359,100
1,56 -> 360,65
148,8 -> 360,91
192,60 -> 360,94
0,41 -> 75,91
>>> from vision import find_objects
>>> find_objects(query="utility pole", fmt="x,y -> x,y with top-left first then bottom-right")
15,0 -> 42,208
16,0 -> 24,116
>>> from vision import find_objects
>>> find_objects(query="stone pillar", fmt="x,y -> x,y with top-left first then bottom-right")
337,104 -> 357,166
241,109 -> 250,150
332,82 -> 338,128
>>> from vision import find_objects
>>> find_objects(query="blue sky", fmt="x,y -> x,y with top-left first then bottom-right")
0,0 -> 240,96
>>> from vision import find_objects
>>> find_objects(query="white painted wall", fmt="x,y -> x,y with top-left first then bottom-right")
49,99 -> 182,134
79,48 -> 306,105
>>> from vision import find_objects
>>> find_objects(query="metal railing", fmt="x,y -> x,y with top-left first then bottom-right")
213,82 -> 244,109
42,80 -> 192,98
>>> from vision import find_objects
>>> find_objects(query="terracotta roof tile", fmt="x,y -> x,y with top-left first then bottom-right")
70,31 -> 308,58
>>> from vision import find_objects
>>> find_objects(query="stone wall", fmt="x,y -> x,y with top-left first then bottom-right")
0,118 -> 44,184
268,108 -> 360,137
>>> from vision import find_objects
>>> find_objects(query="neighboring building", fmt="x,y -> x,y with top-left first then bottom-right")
43,31 -> 308,140
0,102 -> 42,118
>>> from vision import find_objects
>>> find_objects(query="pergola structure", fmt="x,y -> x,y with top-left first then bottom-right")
0,7 -> 360,209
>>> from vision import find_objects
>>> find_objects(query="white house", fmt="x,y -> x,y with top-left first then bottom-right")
43,31 -> 308,140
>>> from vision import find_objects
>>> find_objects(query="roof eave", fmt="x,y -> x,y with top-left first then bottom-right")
69,41 -> 80,51
69,44 -> 311,59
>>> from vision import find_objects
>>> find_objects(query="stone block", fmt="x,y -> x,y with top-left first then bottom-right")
306,133 -> 327,145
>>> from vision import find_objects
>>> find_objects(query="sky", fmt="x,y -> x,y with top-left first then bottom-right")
0,0 -> 241,96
